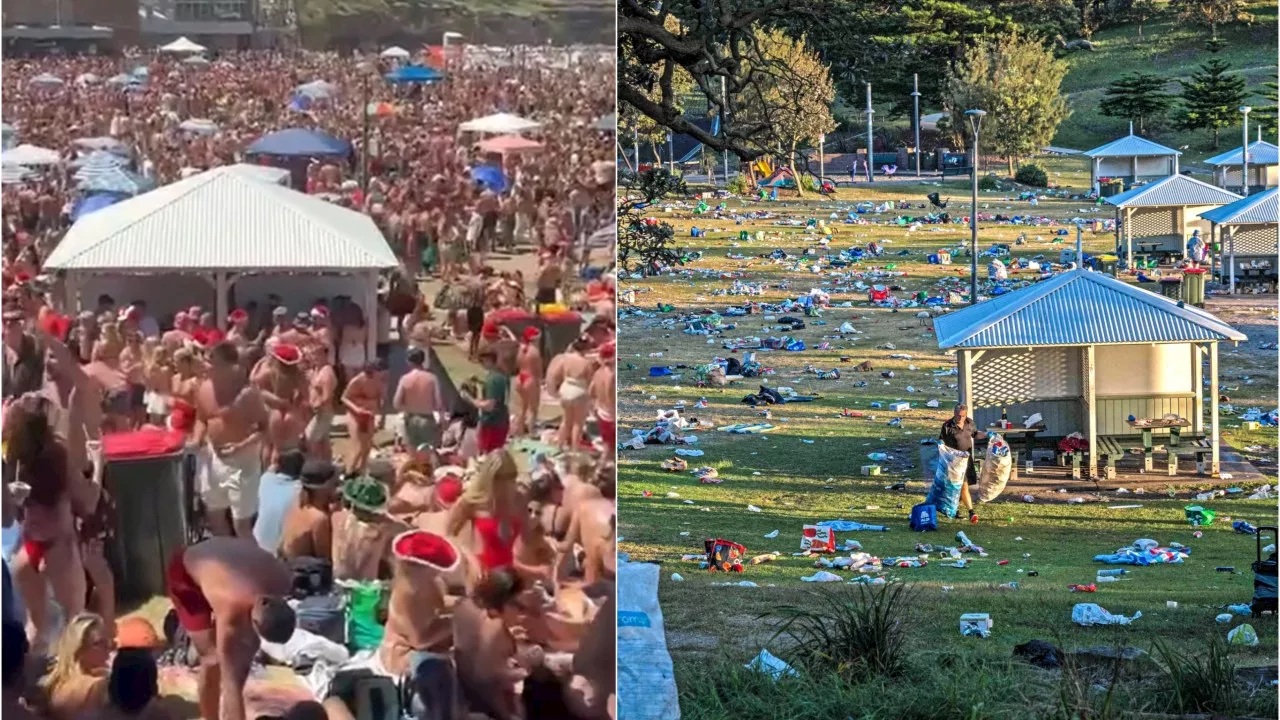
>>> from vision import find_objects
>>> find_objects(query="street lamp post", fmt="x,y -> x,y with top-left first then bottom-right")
864,83 -> 874,183
721,75 -> 730,184
965,109 -> 986,306
911,74 -> 921,177
667,132 -> 674,175
1240,106 -> 1251,195
819,134 -> 825,184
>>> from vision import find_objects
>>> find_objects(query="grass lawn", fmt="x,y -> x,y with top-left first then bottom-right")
616,164 -> 1279,719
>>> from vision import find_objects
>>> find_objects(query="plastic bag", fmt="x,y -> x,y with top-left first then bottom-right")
1227,624 -> 1259,646
345,581 -> 387,651
800,525 -> 836,553
618,562 -> 681,720
1071,603 -> 1141,626
976,433 -> 1013,504
926,444 -> 970,518
745,649 -> 797,680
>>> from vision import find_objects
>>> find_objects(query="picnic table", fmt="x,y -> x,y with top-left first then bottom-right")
1128,418 -> 1192,475
988,423 -> 1042,473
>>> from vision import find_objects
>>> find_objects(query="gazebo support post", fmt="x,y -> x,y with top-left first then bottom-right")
1228,226 -> 1236,294
1084,345 -> 1097,478
1208,342 -> 1220,477
63,271 -> 80,313
958,350 -> 973,411
365,271 -> 379,364
215,272 -> 230,331
1092,157 -> 1100,195
1124,208 -> 1133,269
1131,156 -> 1137,184
1192,343 -> 1204,435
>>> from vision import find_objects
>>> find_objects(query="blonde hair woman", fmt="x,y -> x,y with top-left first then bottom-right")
38,612 -> 114,720
448,450 -> 526,577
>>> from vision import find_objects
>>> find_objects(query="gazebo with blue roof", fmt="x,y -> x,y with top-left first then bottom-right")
1083,125 -> 1181,194
935,268 -> 1246,479
1205,134 -> 1279,195
1198,187 -> 1279,293
1104,174 -> 1241,268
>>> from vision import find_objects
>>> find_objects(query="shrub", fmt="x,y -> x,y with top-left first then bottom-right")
726,174 -> 752,195
801,174 -> 821,193
978,174 -> 1001,191
764,583 -> 916,679
1015,163 -> 1049,187
1153,634 -> 1238,715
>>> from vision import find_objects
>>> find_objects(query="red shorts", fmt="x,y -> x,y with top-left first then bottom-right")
22,538 -> 51,569
597,418 -> 616,446
353,413 -> 374,434
166,549 -> 214,633
477,421 -> 509,453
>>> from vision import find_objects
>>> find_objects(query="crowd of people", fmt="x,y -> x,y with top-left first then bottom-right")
2,43 -> 618,720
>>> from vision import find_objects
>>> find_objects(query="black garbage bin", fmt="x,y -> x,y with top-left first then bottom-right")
1158,276 -> 1182,299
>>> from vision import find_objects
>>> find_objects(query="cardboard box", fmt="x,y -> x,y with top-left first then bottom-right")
889,402 -> 910,412
960,613 -> 993,637
861,465 -> 881,476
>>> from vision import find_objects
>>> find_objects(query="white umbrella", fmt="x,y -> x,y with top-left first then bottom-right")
296,80 -> 337,99
106,73 -> 132,85
75,73 -> 100,86
457,112 -> 542,135
182,55 -> 210,67
73,137 -> 129,153
380,46 -> 411,59
179,119 -> 218,135
28,73 -> 65,89
159,36 -> 206,54
1,144 -> 62,166
1,164 -> 34,185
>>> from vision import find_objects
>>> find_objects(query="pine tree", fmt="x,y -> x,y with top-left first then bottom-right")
1177,60 -> 1246,149
1169,0 -> 1251,41
1099,74 -> 1173,134
1256,82 -> 1279,139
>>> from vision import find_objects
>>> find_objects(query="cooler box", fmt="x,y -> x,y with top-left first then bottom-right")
102,428 -> 193,603
869,286 -> 890,303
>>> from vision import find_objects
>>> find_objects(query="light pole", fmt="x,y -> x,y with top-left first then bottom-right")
864,83 -> 874,183
965,108 -> 986,305
1240,106 -> 1251,195
721,75 -> 729,184
633,127 -> 639,171
819,134 -> 825,184
911,74 -> 921,177
667,132 -> 674,175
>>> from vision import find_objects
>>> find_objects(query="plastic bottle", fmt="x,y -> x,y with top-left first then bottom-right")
956,531 -> 973,548
1094,576 -> 1119,583
998,582 -> 1019,590
1068,584 -> 1097,592
868,452 -> 888,461
1097,569 -> 1128,576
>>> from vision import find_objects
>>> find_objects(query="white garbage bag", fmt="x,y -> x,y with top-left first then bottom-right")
1072,603 -> 1142,626
618,561 -> 681,720
976,433 -> 1013,504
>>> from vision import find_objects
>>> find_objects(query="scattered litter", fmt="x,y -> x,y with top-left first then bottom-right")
1108,505 -> 1143,510
763,530 -> 779,539
960,613 -> 993,638
747,505 -> 762,512
1216,613 -> 1233,624
802,571 -> 843,582
1072,603 -> 1141,626
1227,624 -> 1259,646
744,649 -> 798,680
670,573 -> 684,582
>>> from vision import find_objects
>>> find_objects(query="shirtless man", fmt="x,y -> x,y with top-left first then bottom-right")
514,327 -> 544,437
588,343 -> 615,452
545,338 -> 593,450
330,478 -> 393,581
534,251 -> 562,306
165,537 -> 295,720
452,575 -> 530,720
170,349 -> 202,408
224,309 -> 254,350
558,470 -> 616,586
160,312 -> 192,351
379,529 -> 459,719
341,359 -> 387,475
278,460 -> 338,562
193,342 -> 270,538
393,348 -> 444,454
251,343 -> 308,469
304,344 -> 337,461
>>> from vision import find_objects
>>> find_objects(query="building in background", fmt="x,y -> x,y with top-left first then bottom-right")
3,0 -> 139,52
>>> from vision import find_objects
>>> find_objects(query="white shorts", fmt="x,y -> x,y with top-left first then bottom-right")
559,377 -> 588,403
198,440 -> 263,520
144,391 -> 171,417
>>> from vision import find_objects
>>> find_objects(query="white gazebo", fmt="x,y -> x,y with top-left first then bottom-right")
1198,187 -> 1279,293
158,36 -> 206,54
1083,126 -> 1180,194
1205,136 -> 1279,195
43,166 -> 398,358
1104,174 -> 1241,267
935,269 -> 1246,478
458,112 -> 542,135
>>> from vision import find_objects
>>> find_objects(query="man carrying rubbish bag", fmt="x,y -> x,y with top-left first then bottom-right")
929,404 -> 983,523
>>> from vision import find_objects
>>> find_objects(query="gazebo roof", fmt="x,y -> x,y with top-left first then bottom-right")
934,269 -> 1246,349
1197,187 -> 1279,226
1204,140 -> 1280,167
1104,174 -> 1241,208
1083,133 -> 1181,159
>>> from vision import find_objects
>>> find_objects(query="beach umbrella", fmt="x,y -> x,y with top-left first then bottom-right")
470,165 -> 508,193
29,73 -> 65,89
75,73 -> 100,86
131,66 -> 150,79
106,73 -> 133,86
476,135 -> 544,154
1,144 -> 61,166
1,164 -> 34,185
365,102 -> 398,118
296,80 -> 337,99
380,46 -> 411,60
73,137 -> 129,154
70,151 -> 128,170
182,55 -> 210,67
76,167 -> 152,196
385,65 -> 444,84
179,119 -> 218,135
458,112 -> 541,135
247,128 -> 351,157
70,193 -> 127,222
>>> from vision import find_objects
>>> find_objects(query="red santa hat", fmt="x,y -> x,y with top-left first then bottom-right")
270,343 -> 302,366
522,326 -> 541,342
228,308 -> 249,323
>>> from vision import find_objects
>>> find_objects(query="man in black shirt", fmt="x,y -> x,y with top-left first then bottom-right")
939,403 -> 982,524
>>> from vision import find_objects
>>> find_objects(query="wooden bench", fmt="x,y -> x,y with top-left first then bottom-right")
1185,437 -> 1213,476
1097,436 -> 1127,481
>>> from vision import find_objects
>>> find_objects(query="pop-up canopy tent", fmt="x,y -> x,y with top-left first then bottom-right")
385,65 -> 445,84
476,134 -> 544,154
380,46 -> 411,59
159,36 -> 206,54
458,112 -> 541,135
247,128 -> 351,157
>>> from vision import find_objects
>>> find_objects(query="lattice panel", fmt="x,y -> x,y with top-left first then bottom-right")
971,348 -> 1074,407
1131,208 -> 1176,236
1220,168 -> 1243,185
1230,226 -> 1279,257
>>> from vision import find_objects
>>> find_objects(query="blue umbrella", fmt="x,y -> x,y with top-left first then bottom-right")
71,151 -> 128,170
385,65 -> 444,84
470,165 -> 508,193
247,128 -> 350,157
288,93 -> 315,112
77,167 -> 152,196
71,193 -> 127,222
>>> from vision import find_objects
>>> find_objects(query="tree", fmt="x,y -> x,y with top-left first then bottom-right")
1256,82 -> 1279,138
944,31 -> 1070,174
619,16 -> 696,172
1177,59 -> 1246,149
737,29 -> 836,197
1099,73 -> 1174,134
1107,0 -> 1160,38
617,169 -> 688,275
1170,0 -> 1252,40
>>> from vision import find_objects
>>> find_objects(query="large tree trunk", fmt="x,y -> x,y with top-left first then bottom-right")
1212,127 -> 1220,150
1007,156 -> 1015,176
789,142 -> 806,198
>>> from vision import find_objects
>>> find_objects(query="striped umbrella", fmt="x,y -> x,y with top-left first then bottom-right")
77,167 -> 152,196
72,151 -> 128,173
29,73 -> 65,89
0,164 -> 34,185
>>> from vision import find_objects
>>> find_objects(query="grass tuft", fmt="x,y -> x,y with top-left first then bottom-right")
765,583 -> 916,679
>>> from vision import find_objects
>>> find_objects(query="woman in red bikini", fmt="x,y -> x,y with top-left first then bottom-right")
447,450 -> 527,580
340,359 -> 386,476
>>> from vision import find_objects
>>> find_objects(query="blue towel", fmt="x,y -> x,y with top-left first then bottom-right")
816,520 -> 889,532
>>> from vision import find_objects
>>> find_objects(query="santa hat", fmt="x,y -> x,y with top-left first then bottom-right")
310,305 -> 329,319
270,343 -> 302,366
522,326 -> 541,342
481,321 -> 500,339
392,530 -> 460,572
228,308 -> 248,323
